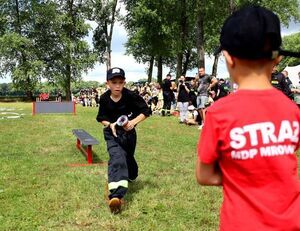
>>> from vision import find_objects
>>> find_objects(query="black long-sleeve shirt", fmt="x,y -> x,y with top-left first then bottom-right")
96,88 -> 151,123
177,83 -> 190,103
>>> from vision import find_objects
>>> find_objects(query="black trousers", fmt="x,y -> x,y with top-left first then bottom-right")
162,92 -> 172,116
103,127 -> 138,199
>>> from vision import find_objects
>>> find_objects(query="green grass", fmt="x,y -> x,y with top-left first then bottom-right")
0,102 -> 221,230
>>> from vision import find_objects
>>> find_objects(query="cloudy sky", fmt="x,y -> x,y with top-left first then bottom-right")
0,18 -> 299,84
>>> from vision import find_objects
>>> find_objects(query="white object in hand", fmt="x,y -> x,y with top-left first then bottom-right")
116,115 -> 128,127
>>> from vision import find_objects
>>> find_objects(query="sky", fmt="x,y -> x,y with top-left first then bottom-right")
0,18 -> 299,84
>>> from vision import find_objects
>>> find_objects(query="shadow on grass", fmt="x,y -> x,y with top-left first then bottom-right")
91,151 -> 104,164
66,148 -> 107,167
125,179 -> 158,204
77,146 -> 105,164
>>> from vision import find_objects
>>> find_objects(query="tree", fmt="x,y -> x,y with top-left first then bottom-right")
0,1 -> 97,100
36,0 -> 97,101
71,80 -> 100,94
278,32 -> 300,69
0,83 -> 10,96
88,0 -> 119,71
204,0 -> 233,76
170,0 -> 199,79
207,0 -> 300,76
123,0 -> 300,81
195,1 -> 205,69
0,0 -> 45,99
123,0 -> 175,83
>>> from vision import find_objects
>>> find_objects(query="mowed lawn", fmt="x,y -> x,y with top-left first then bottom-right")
1,102 -> 221,231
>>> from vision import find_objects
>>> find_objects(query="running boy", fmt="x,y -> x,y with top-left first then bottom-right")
196,6 -> 300,230
96,67 -> 150,214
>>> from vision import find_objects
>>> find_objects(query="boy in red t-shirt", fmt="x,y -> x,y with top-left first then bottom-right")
196,6 -> 300,231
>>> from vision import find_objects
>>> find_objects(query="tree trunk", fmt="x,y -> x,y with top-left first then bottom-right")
176,52 -> 183,80
65,64 -> 72,101
106,0 -> 118,70
25,90 -> 33,100
196,2 -> 205,68
25,75 -> 33,100
106,47 -> 112,70
147,56 -> 154,83
157,56 -> 163,84
15,0 -> 34,100
176,0 -> 187,80
15,0 -> 21,33
182,50 -> 191,76
211,53 -> 220,77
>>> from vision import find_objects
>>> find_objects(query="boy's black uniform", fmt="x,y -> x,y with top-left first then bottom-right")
96,88 -> 150,199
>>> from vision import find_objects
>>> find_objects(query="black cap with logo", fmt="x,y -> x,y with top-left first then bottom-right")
107,67 -> 126,81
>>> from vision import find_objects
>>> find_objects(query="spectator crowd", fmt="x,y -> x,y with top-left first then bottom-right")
74,67 -> 299,130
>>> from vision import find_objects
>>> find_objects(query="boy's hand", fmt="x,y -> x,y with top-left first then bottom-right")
123,120 -> 135,131
110,122 -> 117,137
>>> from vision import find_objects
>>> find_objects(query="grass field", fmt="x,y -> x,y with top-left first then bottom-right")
0,102 -> 221,230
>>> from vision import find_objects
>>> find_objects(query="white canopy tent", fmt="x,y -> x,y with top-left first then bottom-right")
284,65 -> 300,87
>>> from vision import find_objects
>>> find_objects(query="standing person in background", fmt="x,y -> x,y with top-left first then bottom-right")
188,79 -> 198,108
292,71 -> 300,107
271,66 -> 293,99
196,5 -> 300,231
282,70 -> 294,100
282,70 -> 293,88
177,75 -> 190,123
96,67 -> 150,214
195,67 -> 218,129
91,92 -> 97,107
161,73 -> 173,116
56,90 -> 62,102
94,88 -> 99,107
157,85 -> 164,115
281,70 -> 293,88
83,90 -> 88,107
170,80 -> 177,114
150,83 -> 159,114
215,78 -> 230,100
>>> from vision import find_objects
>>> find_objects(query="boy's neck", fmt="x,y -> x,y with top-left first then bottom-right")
235,74 -> 273,90
232,60 -> 274,90
110,93 -> 122,102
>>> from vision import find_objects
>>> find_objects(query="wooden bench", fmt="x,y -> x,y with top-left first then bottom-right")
72,129 -> 99,164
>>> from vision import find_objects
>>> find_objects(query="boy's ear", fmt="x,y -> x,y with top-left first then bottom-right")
223,50 -> 235,68
274,55 -> 282,66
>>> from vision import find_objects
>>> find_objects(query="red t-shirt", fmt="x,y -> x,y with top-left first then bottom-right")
198,89 -> 300,231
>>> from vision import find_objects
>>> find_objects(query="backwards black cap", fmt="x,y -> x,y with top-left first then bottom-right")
215,5 -> 300,59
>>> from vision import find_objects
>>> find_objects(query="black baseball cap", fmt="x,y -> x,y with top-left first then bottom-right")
107,67 -> 125,81
215,5 -> 300,59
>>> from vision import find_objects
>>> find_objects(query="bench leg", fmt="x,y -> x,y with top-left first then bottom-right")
87,145 -> 92,164
76,139 -> 81,149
